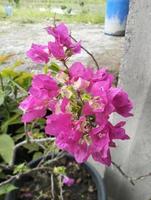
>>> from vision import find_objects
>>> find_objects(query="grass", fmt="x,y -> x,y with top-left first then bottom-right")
0,1 -> 105,24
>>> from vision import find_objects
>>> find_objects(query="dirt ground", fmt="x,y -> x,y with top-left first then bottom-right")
0,21 -> 124,75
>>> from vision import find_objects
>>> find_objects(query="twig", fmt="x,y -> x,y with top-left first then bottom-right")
10,79 -> 28,95
62,60 -> 69,70
0,166 -> 52,187
111,161 -> 135,185
0,176 -> 16,187
51,174 -> 55,200
70,35 -> 100,70
10,137 -> 55,167
134,172 -> 151,182
43,151 -> 66,166
0,163 -> 12,170
112,161 -> 151,185
14,137 -> 55,150
59,175 -> 64,200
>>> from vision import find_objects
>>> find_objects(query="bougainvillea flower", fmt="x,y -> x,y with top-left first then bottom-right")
109,121 -> 129,140
73,142 -> 90,163
70,41 -> 81,54
30,74 -> 59,98
48,41 -> 66,60
92,68 -> 114,85
63,176 -> 75,187
19,23 -> 133,167
46,23 -> 81,57
46,23 -> 71,47
109,88 -> 133,117
90,125 -> 111,166
73,77 -> 90,90
26,43 -> 49,64
69,62 -> 93,81
19,95 -> 47,123
45,113 -> 73,137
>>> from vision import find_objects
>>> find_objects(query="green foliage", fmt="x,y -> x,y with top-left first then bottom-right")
0,183 -> 17,196
53,166 -> 66,175
0,56 -> 33,166
13,163 -> 29,174
0,90 -> 5,106
0,57 -> 32,136
0,134 -> 14,164
43,62 -> 60,74
33,151 -> 43,160
23,143 -> 40,153
48,62 -> 60,73
0,0 -> 105,24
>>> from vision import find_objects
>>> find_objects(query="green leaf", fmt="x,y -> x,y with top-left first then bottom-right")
13,163 -> 29,175
0,183 -> 17,196
12,60 -> 24,68
48,62 -> 60,72
33,152 -> 43,160
13,132 -> 25,142
81,93 -> 91,101
0,90 -> 5,106
1,113 -> 21,134
23,143 -> 39,153
53,166 -> 66,175
1,68 -> 17,78
0,134 -> 14,164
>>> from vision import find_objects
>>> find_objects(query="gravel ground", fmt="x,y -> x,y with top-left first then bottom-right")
0,21 -> 124,75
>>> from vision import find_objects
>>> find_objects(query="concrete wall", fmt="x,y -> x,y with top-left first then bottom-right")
105,1 -> 151,200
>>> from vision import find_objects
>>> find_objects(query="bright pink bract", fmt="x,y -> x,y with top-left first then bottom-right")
19,23 -> 133,166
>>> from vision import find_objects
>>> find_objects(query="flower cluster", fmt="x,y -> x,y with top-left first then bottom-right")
19,23 -> 133,166
26,23 -> 81,64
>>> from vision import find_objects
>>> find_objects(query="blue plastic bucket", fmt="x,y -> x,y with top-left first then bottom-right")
104,0 -> 129,36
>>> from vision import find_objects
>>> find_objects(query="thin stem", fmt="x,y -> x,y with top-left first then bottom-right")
51,174 -> 55,200
111,161 -> 151,185
59,175 -> 64,200
10,79 -> 28,95
0,166 -> 52,187
0,176 -> 16,187
70,35 -> 100,70
0,152 -> 66,188
62,60 -> 69,70
0,163 -> 12,170
14,137 -> 55,151
11,137 -> 55,167
43,151 -> 66,166
111,161 -> 135,185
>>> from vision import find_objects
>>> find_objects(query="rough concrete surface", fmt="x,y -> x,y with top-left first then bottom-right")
0,21 -> 124,74
105,1 -> 151,200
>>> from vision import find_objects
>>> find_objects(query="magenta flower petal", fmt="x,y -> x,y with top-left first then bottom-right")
30,74 -> 59,98
74,142 -> 90,163
19,96 -> 47,123
46,23 -> 71,47
48,41 -> 66,60
26,43 -> 49,64
63,176 -> 75,187
109,88 -> 133,117
69,62 -> 93,81
45,113 -> 72,136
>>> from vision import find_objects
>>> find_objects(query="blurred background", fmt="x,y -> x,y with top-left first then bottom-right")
0,0 -> 105,24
